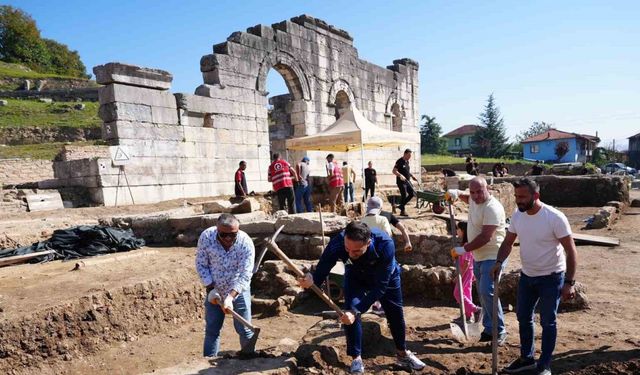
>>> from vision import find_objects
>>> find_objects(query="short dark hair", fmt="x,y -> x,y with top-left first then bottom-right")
344,221 -> 371,243
272,153 -> 280,160
404,148 -> 412,154
217,213 -> 239,227
239,160 -> 246,166
343,161 -> 347,166
326,153 -> 334,160
513,177 -> 539,194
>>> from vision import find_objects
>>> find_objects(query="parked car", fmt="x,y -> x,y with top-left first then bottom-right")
602,163 -> 637,176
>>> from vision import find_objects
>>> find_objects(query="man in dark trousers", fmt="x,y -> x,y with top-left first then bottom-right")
268,153 -> 296,214
493,178 -> 578,375
393,149 -> 419,216
297,222 -> 425,373
529,160 -> 544,176
364,161 -> 377,200
234,161 -> 248,198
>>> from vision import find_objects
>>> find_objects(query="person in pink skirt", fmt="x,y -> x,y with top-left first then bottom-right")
454,221 -> 482,323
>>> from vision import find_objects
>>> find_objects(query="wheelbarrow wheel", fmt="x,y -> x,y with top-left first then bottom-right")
432,201 -> 445,214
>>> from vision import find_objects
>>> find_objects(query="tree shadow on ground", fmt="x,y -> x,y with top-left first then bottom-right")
552,346 -> 640,374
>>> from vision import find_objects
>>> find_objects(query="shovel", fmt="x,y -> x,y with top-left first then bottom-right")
492,272 -> 502,375
447,201 -> 469,342
209,291 -> 261,354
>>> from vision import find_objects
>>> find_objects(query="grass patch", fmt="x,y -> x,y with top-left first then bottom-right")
0,141 -> 101,160
421,154 -> 532,165
0,99 -> 100,128
0,61 -> 85,80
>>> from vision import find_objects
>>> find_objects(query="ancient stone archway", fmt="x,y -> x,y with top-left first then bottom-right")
86,15 -> 421,205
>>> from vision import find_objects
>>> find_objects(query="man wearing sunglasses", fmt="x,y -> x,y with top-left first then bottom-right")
297,221 -> 426,373
195,213 -> 255,357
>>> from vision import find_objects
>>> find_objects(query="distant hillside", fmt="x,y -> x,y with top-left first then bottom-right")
0,61 -> 97,91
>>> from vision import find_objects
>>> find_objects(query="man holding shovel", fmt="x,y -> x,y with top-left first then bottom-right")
493,178 -> 578,375
195,213 -> 255,357
297,222 -> 425,373
446,176 -> 507,345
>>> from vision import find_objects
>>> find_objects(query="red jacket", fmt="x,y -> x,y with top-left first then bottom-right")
268,159 -> 293,191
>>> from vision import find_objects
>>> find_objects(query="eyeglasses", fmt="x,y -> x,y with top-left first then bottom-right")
218,231 -> 238,239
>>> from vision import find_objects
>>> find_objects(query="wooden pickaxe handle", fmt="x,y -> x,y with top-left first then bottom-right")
228,308 -> 257,332
265,239 -> 345,316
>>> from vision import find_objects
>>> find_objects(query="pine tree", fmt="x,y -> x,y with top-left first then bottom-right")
420,115 -> 446,154
472,94 -> 510,157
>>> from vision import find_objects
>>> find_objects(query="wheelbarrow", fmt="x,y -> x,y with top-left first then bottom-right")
387,190 -> 446,214
416,190 -> 446,214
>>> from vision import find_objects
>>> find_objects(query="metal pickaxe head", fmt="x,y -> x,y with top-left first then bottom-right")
207,290 -> 221,305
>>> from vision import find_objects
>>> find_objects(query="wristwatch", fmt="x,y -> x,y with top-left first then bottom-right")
564,279 -> 576,286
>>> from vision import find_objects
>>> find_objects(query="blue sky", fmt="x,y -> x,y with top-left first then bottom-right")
9,0 -> 639,150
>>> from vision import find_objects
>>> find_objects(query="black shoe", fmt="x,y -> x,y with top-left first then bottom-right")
479,332 -> 492,342
503,357 -> 536,373
479,332 -> 507,346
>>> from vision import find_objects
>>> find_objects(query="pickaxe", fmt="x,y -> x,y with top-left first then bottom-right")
265,225 -> 345,317
208,291 -> 260,354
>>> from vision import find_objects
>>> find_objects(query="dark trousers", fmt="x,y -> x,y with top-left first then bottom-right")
276,187 -> 295,214
396,181 -> 415,212
517,271 -> 564,370
343,273 -> 406,358
364,183 -> 375,200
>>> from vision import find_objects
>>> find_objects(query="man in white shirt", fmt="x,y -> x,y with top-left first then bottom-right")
492,178 -> 577,375
195,213 -> 255,357
447,176 -> 507,344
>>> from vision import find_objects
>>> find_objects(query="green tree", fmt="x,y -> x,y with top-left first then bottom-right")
0,5 -> 87,77
42,38 -> 88,77
420,115 -> 447,154
0,5 -> 49,69
472,94 -> 510,157
516,121 -> 553,142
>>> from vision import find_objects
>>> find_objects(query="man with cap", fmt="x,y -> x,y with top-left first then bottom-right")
295,156 -> 313,213
361,196 -> 392,236
393,149 -> 419,216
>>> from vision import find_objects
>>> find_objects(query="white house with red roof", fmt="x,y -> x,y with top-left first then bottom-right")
521,128 -> 600,163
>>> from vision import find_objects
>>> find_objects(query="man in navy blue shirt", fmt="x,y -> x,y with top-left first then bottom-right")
297,222 -> 425,373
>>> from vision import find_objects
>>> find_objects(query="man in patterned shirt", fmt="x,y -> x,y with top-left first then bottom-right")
195,213 -> 255,357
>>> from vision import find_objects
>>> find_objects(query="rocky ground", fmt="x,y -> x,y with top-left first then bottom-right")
0,190 -> 639,374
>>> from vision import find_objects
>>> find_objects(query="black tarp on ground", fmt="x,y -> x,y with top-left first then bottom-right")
0,225 -> 146,264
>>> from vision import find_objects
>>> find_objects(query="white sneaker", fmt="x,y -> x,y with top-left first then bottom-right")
350,357 -> 364,373
397,350 -> 426,370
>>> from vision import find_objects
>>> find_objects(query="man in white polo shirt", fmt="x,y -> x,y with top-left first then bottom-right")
447,176 -> 507,344
492,178 -> 578,375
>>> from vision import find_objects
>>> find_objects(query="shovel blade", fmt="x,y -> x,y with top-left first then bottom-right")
240,327 -> 260,354
449,322 -> 468,342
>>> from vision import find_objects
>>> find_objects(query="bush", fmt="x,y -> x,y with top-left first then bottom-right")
0,5 -> 88,78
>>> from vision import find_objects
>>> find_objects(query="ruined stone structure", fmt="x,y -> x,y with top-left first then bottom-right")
54,15 -> 419,205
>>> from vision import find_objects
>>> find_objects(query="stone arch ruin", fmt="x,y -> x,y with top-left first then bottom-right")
54,15 -> 420,205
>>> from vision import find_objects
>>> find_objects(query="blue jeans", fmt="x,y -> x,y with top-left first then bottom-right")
295,184 -> 313,213
344,182 -> 354,203
517,271 -> 564,370
343,272 -> 406,358
473,259 -> 506,335
203,289 -> 253,357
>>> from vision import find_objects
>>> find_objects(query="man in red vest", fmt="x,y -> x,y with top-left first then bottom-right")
268,153 -> 296,214
326,153 -> 344,213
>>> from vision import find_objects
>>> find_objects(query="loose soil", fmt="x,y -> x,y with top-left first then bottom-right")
1,191 -> 639,374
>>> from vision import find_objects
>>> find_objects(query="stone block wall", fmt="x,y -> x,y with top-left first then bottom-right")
53,15 -> 420,206
0,159 -> 54,186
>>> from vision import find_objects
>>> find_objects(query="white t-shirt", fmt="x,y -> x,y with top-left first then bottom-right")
361,215 -> 392,236
468,195 -> 506,261
508,203 -> 572,277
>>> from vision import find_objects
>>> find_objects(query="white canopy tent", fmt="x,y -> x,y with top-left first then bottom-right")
285,104 -> 419,152
285,104 -> 420,195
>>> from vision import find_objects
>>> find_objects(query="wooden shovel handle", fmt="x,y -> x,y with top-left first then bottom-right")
266,240 -> 345,316
228,308 -> 256,331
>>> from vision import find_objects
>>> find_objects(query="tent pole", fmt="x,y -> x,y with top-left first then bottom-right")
360,139 -> 366,203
